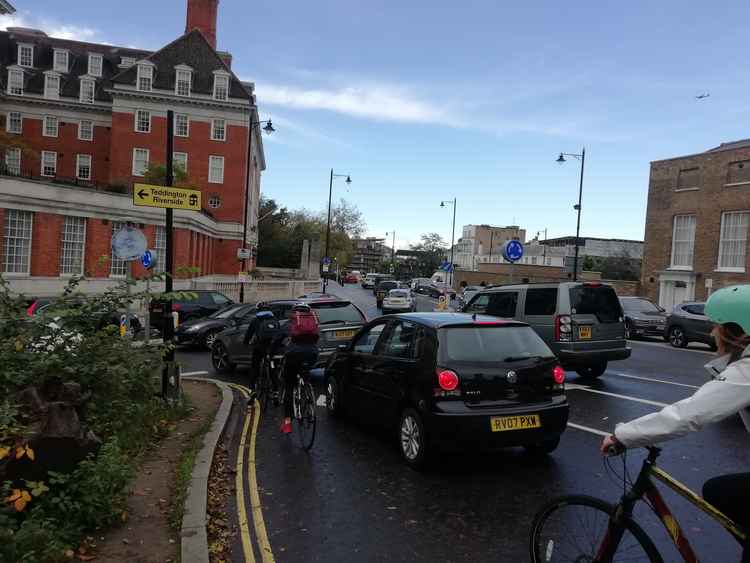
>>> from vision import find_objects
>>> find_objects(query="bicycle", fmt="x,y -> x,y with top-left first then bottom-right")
529,446 -> 748,562
279,359 -> 317,451
255,352 -> 283,413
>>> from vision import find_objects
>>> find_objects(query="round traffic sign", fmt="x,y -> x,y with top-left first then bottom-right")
112,226 -> 147,261
502,240 -> 524,263
141,249 -> 157,269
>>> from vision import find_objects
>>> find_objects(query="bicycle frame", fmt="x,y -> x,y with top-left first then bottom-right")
597,447 -> 747,562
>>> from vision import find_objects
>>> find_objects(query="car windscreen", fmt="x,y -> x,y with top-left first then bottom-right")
311,302 -> 366,325
440,326 -> 554,363
570,285 -> 622,323
210,304 -> 246,319
388,290 -> 409,298
379,282 -> 398,290
621,299 -> 660,313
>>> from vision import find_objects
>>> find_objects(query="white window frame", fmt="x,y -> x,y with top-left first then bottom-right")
174,113 -> 189,137
53,49 -> 69,73
132,148 -> 149,177
717,211 -> 750,272
211,118 -> 226,141
3,209 -> 33,275
60,216 -> 86,276
17,44 -> 33,68
6,111 -> 22,134
87,53 -> 103,77
213,72 -> 229,101
137,64 -> 153,92
208,194 -> 221,209
7,68 -> 24,95
41,151 -> 57,177
5,147 -> 21,175
79,78 -> 95,104
175,67 -> 192,97
78,120 -> 93,141
154,225 -> 166,273
670,214 -> 696,270
173,151 -> 188,174
44,72 -> 60,100
43,115 -> 59,138
110,221 -> 128,277
208,155 -> 225,184
76,154 -> 92,181
119,56 -> 136,68
134,109 -> 151,133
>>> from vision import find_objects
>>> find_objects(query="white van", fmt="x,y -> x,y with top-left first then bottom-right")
362,273 -> 379,289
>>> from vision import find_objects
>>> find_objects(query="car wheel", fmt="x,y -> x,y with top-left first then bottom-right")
211,341 -> 235,374
668,326 -> 688,348
399,408 -> 429,470
203,329 -> 220,349
576,362 -> 607,379
524,437 -> 560,456
326,375 -> 343,417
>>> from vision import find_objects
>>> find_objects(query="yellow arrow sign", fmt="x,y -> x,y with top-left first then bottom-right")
132,183 -> 202,211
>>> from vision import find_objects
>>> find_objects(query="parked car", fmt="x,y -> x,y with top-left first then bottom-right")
375,279 -> 399,308
174,303 -> 256,348
420,282 -> 457,300
30,297 -> 142,334
665,301 -> 716,349
381,289 -> 416,314
342,273 -> 359,284
211,297 -> 367,373
150,290 -> 233,324
324,312 -> 569,468
362,274 -> 379,289
619,297 -> 667,339
462,282 -> 630,379
411,278 -> 433,292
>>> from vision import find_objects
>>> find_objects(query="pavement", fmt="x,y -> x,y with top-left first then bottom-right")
178,282 -> 750,563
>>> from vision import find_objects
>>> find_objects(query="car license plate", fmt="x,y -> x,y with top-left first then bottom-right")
334,330 -> 356,339
579,326 -> 592,339
490,414 -> 541,432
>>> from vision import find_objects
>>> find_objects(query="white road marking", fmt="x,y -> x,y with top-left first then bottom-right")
567,422 -> 611,437
630,339 -> 713,355
181,370 -> 209,377
316,394 -> 327,407
566,383 -> 668,407
606,370 -> 700,390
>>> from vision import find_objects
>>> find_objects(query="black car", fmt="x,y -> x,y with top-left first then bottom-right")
174,303 -> 256,348
324,312 -> 569,469
30,298 -> 142,334
150,290 -> 233,324
619,297 -> 668,340
375,280 -> 399,308
665,301 -> 716,349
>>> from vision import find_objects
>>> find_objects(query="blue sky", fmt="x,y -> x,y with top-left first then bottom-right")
5,1 -> 750,248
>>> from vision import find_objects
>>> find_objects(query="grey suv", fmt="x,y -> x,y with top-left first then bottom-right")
462,282 -> 630,379
665,302 -> 716,349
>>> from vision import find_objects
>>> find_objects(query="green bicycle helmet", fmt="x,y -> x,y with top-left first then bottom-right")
705,284 -> 750,335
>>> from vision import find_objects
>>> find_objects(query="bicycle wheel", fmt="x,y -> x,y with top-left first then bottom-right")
296,382 -> 317,451
529,495 -> 663,563
256,357 -> 271,412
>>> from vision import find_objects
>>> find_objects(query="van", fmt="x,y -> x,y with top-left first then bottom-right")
462,282 -> 630,379
362,273 -> 379,289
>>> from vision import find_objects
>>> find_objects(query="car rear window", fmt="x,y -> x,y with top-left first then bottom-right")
311,302 -> 366,325
569,285 -> 622,323
379,282 -> 398,290
440,326 -> 554,363
621,298 -> 660,313
524,288 -> 558,316
389,290 -> 409,298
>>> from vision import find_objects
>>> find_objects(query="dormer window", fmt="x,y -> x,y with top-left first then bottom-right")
137,64 -> 153,92
17,44 -> 33,68
53,49 -> 69,73
7,68 -> 24,95
79,78 -> 95,104
119,56 -> 136,68
175,66 -> 192,97
44,72 -> 60,100
213,71 -> 229,101
88,53 -> 103,77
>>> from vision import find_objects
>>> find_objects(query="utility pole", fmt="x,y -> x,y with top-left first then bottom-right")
162,110 -> 177,400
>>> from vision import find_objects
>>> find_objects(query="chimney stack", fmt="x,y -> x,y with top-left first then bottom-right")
186,0 -> 219,49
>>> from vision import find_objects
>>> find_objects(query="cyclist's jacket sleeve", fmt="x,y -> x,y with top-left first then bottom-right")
614,354 -> 750,448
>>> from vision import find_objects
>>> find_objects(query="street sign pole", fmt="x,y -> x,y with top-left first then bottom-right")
163,110 -> 177,399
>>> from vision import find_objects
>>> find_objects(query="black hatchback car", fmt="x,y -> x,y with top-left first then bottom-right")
324,313 -> 569,469
174,303 -> 256,349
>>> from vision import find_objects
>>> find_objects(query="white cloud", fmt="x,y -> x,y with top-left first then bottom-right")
0,12 -> 102,42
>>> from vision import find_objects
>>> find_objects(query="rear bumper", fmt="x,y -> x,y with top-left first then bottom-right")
631,325 -> 665,337
425,399 -> 569,451
557,346 -> 631,366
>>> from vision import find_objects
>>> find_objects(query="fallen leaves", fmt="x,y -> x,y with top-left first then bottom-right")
207,440 -> 234,563
6,489 -> 32,511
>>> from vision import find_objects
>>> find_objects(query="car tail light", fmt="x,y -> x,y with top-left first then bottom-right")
437,369 -> 459,391
553,365 -> 565,384
27,301 -> 38,317
172,303 -> 181,311
554,314 -> 572,341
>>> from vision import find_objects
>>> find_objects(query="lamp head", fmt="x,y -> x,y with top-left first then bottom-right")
440,201 -> 446,208
262,119 -> 275,134
556,153 -> 566,164
345,175 -> 352,185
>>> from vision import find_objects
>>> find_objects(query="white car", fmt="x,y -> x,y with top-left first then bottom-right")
381,289 -> 416,314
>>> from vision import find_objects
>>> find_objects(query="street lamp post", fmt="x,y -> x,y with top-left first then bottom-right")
239,118 -> 275,303
557,148 -> 586,281
386,230 -> 396,273
440,198 -> 457,286
323,169 -> 352,293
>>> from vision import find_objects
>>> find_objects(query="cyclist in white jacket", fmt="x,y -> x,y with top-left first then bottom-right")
601,284 -> 750,560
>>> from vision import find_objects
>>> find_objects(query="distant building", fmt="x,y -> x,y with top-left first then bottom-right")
0,1 -> 15,15
642,139 -> 750,308
452,224 -> 526,270
350,237 -> 388,273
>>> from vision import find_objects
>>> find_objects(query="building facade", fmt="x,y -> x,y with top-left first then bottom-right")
349,237 -> 388,273
642,139 -> 750,309
0,0 -> 266,296
452,224 -> 526,270
0,1 -> 15,15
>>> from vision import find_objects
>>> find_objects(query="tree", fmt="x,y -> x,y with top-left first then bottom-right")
408,233 -> 448,277
142,162 -> 190,187
328,198 -> 366,238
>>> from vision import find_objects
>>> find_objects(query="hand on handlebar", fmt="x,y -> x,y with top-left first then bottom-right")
600,434 -> 626,457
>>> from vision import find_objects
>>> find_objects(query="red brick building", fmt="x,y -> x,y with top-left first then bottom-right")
0,0 -> 266,296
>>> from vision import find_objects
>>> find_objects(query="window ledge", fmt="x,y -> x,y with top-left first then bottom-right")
668,266 -> 693,271
724,181 -> 750,188
715,268 -> 746,273
674,187 -> 699,192
2,272 -> 29,277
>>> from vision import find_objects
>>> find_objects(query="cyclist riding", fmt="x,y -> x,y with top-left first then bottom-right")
601,284 -> 750,561
243,308 -> 282,388
279,305 -> 319,434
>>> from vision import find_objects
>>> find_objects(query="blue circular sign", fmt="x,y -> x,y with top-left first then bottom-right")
502,240 -> 524,263
141,249 -> 157,269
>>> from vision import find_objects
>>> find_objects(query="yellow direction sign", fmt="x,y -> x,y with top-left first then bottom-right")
133,183 -> 201,211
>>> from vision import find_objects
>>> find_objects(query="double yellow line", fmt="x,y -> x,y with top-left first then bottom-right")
230,384 -> 275,563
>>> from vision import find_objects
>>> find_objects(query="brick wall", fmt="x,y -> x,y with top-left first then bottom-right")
30,212 -> 63,276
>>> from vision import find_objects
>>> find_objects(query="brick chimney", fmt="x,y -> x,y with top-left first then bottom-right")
186,0 -> 219,49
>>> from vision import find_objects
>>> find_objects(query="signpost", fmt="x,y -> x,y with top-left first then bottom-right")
237,248 -> 251,261
501,240 -> 524,283
141,249 -> 157,342
112,224 -> 148,336
133,183 -> 201,210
